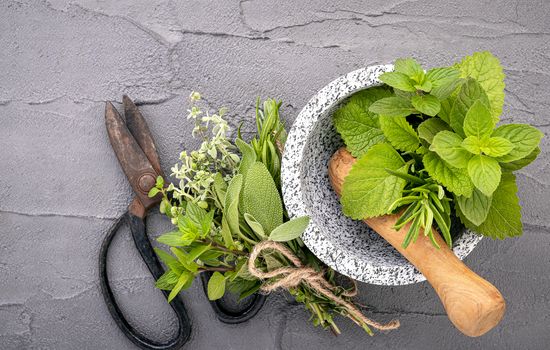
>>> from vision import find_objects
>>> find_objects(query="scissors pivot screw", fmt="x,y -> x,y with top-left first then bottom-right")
138,173 -> 157,194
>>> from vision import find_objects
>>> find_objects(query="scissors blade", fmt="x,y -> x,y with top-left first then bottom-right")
105,101 -> 161,214
123,95 -> 164,177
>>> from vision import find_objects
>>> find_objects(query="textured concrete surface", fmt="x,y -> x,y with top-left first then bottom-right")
1,0 -> 549,349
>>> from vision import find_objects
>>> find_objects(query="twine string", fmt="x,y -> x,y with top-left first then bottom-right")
247,241 -> 400,332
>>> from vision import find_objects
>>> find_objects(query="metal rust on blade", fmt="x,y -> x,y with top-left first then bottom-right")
104,101 -> 162,213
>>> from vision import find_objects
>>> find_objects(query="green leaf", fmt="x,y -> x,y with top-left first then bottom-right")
207,271 -> 227,300
417,118 -> 451,144
394,58 -> 424,82
157,231 -> 192,247
269,216 -> 310,242
369,97 -> 416,118
224,174 -> 243,237
438,97 -> 454,124
379,71 -> 416,92
461,136 -> 481,154
155,270 -> 180,290
457,51 -> 505,119
463,100 -> 494,138
456,188 -> 492,226
480,137 -> 514,157
187,244 -> 211,262
148,187 -> 160,197
154,248 -> 184,273
199,210 -> 215,237
220,216 -> 234,248
426,67 -> 462,99
449,78 -> 491,136
414,80 -> 432,92
168,271 -> 194,302
458,173 -> 522,239
171,248 -> 199,272
430,131 -> 472,168
431,78 -> 464,100
243,213 -> 266,239
467,155 -> 501,196
242,162 -> 283,233
213,172 -> 227,208
422,151 -> 473,197
492,124 -> 544,163
379,116 -> 420,152
186,201 -> 207,227
155,176 -> 164,188
501,146 -> 540,171
236,138 -> 257,178
411,94 -> 441,116
341,143 -> 407,219
333,87 -> 391,157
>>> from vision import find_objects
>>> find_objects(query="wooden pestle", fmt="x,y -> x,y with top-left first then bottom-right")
328,147 -> 506,337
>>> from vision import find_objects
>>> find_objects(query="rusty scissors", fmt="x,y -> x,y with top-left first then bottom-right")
100,96 -> 265,349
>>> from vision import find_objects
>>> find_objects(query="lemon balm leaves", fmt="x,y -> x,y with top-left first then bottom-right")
457,51 -> 506,119
369,96 -> 416,118
456,188 -> 492,226
379,116 -> 420,152
333,52 -> 543,244
417,118 -> 451,144
341,144 -> 407,219
333,87 -> 391,157
449,78 -> 491,136
426,67 -> 462,99
458,173 -> 522,239
422,151 -> 473,197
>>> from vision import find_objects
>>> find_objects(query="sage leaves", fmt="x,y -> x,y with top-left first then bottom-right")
242,162 -> 283,234
334,51 -> 544,245
269,216 -> 310,242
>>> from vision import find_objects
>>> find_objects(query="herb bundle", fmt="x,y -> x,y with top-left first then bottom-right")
149,93 -> 397,335
334,52 -> 543,248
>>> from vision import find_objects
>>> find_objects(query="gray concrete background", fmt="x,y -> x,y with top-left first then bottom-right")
1,0 -> 549,349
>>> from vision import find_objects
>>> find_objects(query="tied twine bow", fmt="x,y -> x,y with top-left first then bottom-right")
247,241 -> 400,333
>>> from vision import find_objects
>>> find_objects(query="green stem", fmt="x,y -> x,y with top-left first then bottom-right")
199,238 -> 249,256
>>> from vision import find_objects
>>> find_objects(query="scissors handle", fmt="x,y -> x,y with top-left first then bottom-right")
200,273 -> 266,324
99,212 -> 191,350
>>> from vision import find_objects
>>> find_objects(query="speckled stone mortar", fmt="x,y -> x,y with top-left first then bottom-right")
281,65 -> 483,285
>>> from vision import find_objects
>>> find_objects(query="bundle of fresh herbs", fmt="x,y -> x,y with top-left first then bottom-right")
334,51 -> 543,248
149,93 -> 396,335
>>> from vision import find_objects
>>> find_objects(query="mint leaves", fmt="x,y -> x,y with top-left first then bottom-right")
334,51 -> 543,244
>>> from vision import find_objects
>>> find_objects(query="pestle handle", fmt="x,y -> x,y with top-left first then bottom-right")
328,147 -> 506,337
